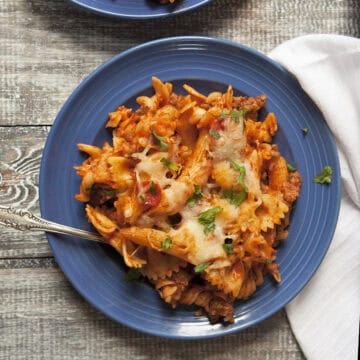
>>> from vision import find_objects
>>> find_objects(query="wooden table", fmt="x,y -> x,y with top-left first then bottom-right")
0,0 -> 359,358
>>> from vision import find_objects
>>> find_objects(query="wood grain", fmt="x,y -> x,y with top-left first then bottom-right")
0,0 -> 359,126
0,268 -> 304,360
0,126 -> 51,258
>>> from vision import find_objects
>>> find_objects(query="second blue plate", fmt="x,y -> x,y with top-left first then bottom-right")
67,0 -> 213,19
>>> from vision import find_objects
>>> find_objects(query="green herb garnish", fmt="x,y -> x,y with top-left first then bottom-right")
152,128 -> 169,150
139,194 -> 145,202
149,181 -> 157,195
219,109 -> 247,123
187,185 -> 203,207
313,166 -> 333,184
219,109 -> 227,120
160,157 -> 179,172
287,163 -> 298,172
161,236 -> 173,250
230,160 -> 247,190
125,268 -> 142,282
229,109 -> 246,123
209,129 -> 220,139
302,127 -> 309,135
257,258 -> 273,264
223,243 -> 233,255
194,262 -> 210,273
85,185 -> 119,196
222,188 -> 247,207
85,184 -> 95,192
198,207 -> 223,235
101,188 -> 120,196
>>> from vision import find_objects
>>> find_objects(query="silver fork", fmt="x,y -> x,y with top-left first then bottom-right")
0,206 -> 105,243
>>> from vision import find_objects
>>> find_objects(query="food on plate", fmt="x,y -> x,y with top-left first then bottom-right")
74,77 -> 302,323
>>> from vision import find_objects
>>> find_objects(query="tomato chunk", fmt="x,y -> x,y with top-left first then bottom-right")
139,181 -> 161,209
210,118 -> 225,131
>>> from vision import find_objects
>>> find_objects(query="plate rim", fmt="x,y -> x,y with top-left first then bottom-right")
39,35 -> 341,339
66,0 -> 213,20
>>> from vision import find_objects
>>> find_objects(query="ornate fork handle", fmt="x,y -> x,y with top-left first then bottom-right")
0,206 -> 105,243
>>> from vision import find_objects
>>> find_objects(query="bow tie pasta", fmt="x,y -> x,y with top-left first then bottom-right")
75,77 -> 302,323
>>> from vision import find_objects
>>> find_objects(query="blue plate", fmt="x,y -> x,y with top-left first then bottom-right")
67,0 -> 213,19
39,36 -> 341,339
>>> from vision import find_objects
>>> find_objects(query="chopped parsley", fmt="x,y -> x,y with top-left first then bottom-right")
198,207 -> 223,235
230,160 -> 248,190
101,188 -> 120,196
313,166 -> 333,184
160,157 -> 179,172
287,163 -> 298,172
139,194 -> 145,202
222,188 -> 247,207
229,109 -> 246,123
219,109 -> 227,120
149,181 -> 157,195
257,258 -> 273,264
219,109 -> 247,124
160,236 -> 173,250
223,243 -> 233,255
194,262 -> 210,273
186,185 -> 203,207
209,129 -> 220,139
263,259 -> 273,264
125,268 -> 142,282
85,184 -> 94,192
151,128 -> 169,150
85,185 -> 119,196
302,127 -> 309,135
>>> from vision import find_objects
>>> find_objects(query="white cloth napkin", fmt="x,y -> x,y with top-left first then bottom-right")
269,35 -> 360,360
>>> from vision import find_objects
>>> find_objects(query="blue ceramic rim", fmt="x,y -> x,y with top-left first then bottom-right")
39,36 -> 341,339
66,0 -> 213,20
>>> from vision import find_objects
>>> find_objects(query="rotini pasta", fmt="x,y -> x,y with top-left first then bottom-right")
74,77 -> 302,323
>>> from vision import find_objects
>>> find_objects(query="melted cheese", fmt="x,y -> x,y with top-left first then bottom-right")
211,117 -> 261,196
172,203 -> 230,264
242,160 -> 261,196
212,117 -> 246,161
163,181 -> 190,206
132,115 -> 261,265
134,151 -> 173,188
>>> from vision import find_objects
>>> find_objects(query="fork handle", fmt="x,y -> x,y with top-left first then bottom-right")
0,206 -> 105,243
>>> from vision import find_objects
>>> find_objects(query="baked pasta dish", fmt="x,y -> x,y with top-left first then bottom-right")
75,77 -> 302,323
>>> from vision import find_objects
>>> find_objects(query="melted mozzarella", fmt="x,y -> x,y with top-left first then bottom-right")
211,117 -> 261,196
163,181 -> 190,205
212,117 -> 246,161
179,217 -> 225,264
243,162 -> 261,196
172,204 -> 229,264
134,151 -> 173,188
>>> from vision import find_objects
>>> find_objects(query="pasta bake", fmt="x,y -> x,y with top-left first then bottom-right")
75,77 -> 302,323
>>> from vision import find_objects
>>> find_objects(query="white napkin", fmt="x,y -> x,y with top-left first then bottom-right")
269,35 -> 360,360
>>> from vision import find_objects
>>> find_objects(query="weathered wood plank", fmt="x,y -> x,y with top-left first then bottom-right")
0,126 -> 52,258
0,0 -> 359,126
0,257 -> 57,269
0,268 -> 304,359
